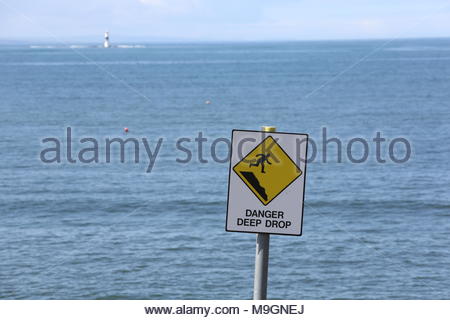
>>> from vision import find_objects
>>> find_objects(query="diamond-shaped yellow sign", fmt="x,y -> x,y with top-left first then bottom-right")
233,136 -> 302,206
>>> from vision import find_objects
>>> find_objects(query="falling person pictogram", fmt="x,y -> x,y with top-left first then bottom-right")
249,153 -> 272,173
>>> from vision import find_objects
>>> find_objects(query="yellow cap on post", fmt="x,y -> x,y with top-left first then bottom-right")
261,126 -> 276,132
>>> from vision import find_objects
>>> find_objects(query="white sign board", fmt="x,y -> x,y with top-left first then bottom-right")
226,130 -> 308,236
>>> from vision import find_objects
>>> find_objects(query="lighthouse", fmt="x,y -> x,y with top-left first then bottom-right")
103,31 -> 110,48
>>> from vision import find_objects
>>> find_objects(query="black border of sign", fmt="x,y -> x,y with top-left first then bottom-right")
225,129 -> 309,237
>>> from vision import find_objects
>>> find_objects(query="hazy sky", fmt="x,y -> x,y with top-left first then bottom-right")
1,0 -> 450,41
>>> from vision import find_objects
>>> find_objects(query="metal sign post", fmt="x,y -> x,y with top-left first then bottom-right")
253,126 -> 275,300
253,231 -> 270,299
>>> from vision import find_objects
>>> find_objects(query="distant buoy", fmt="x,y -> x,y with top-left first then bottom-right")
124,127 -> 129,133
205,100 -> 211,105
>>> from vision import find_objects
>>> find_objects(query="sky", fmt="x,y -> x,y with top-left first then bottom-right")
1,0 -> 450,42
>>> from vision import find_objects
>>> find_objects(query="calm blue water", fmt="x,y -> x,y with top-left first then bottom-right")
0,39 -> 449,299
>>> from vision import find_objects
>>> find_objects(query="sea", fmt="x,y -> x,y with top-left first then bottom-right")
0,38 -> 449,299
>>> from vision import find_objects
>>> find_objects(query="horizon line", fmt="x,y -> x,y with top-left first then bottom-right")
1,35 -> 450,45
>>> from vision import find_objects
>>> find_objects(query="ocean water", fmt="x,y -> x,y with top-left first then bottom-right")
0,39 -> 449,299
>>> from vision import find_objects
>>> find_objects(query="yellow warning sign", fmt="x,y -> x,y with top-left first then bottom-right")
233,136 -> 302,206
